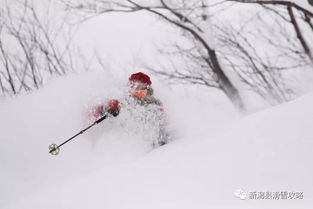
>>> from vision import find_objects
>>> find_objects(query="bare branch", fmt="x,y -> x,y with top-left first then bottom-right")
228,0 -> 313,18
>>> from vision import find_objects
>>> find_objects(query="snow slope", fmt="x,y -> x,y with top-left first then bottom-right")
1,71 -> 313,209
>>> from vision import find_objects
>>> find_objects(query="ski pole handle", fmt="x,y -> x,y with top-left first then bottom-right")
95,114 -> 108,124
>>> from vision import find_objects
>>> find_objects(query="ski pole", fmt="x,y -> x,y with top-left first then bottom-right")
49,113 -> 108,155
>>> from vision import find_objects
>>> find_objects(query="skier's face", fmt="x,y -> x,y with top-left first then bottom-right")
132,89 -> 148,99
129,82 -> 148,99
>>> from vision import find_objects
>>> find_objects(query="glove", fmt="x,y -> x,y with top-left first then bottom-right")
92,104 -> 105,119
105,99 -> 120,117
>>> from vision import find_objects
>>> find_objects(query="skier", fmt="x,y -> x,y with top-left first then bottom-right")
90,72 -> 169,147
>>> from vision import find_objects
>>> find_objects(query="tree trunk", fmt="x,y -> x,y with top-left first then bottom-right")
208,49 -> 246,111
287,5 -> 313,63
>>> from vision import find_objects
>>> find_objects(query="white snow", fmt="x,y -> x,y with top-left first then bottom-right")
1,70 -> 313,209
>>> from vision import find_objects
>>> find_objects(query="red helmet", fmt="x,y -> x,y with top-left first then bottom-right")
129,72 -> 152,85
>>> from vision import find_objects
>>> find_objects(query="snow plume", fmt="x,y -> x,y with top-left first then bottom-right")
0,70 -> 236,207
84,92 -> 169,153
0,71 -> 143,204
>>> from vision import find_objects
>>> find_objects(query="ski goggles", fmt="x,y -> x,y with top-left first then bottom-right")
130,89 -> 148,99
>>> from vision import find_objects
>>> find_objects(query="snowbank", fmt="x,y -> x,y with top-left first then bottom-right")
1,70 -> 313,209
0,70 -> 236,208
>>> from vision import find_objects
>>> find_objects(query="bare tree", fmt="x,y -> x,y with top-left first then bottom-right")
0,0 -> 83,97
215,20 -> 295,104
63,0 -> 313,110
64,0 -> 247,111
228,0 -> 313,64
207,0 -> 313,104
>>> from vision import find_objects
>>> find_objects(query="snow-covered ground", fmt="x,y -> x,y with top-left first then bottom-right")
1,70 -> 313,209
